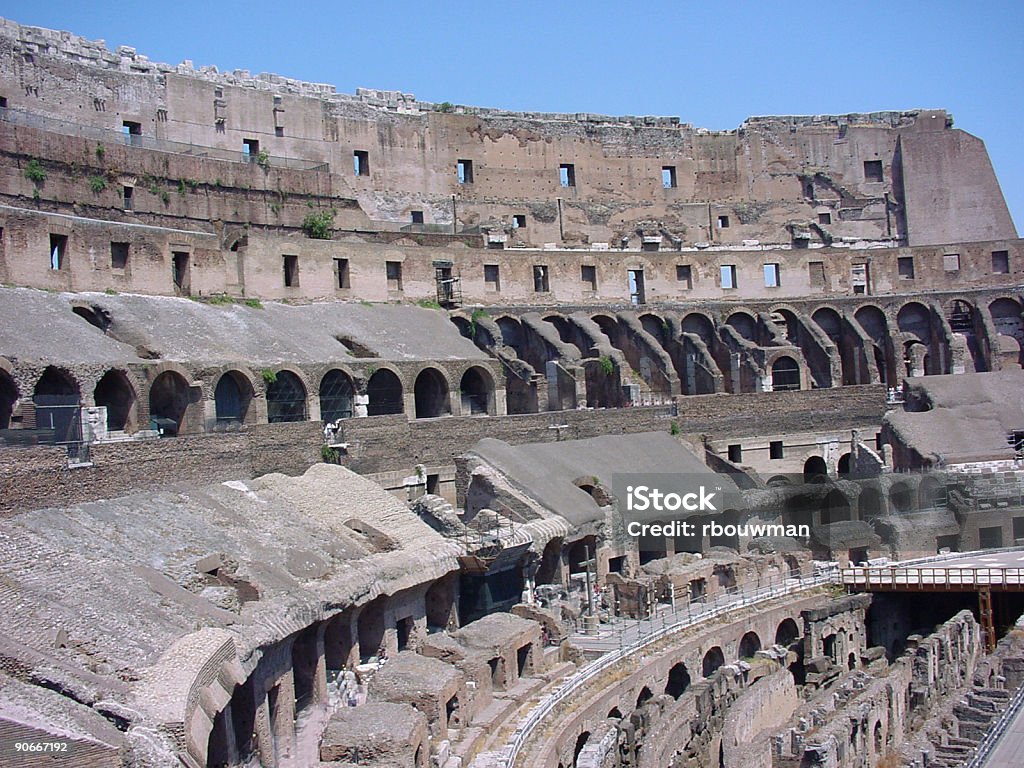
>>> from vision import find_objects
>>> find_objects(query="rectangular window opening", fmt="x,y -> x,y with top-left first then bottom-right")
533,265 -> 549,293
457,159 -> 474,184
717,215 -> 730,229
123,185 -> 134,210
274,126 -> 284,137
49,234 -> 67,271
353,150 -> 370,177
386,260 -> 403,291
559,163 -> 576,188
720,264 -> 737,289
242,138 -> 260,160
484,264 -> 501,292
809,261 -> 826,289
818,212 -> 832,225
0,97 -> 7,108
110,242 -> 129,271
727,444 -> 742,463
864,160 -> 884,182
898,256 -> 915,280
764,263 -> 781,288
411,210 -> 424,224
943,253 -> 961,273
172,251 -> 190,294
662,165 -> 677,189
992,250 -> 1010,274
283,254 -> 299,288
676,264 -> 693,289
513,214 -> 527,229
769,441 -> 784,459
628,269 -> 646,305
122,121 -> 142,145
581,264 -> 597,291
334,258 -> 350,289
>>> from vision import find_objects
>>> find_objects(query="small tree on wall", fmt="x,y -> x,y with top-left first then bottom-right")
302,209 -> 335,239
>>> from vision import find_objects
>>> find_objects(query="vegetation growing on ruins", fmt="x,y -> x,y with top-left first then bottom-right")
599,355 -> 615,376
302,209 -> 335,239
24,159 -> 46,184
89,175 -> 107,193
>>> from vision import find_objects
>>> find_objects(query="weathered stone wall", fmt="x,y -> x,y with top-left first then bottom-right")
0,420 -> 321,514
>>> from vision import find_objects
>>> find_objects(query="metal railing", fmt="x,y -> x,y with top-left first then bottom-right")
0,106 -> 329,172
500,573 -> 829,766
501,546 -> 1024,767
842,566 -> 1024,589
965,677 -> 1024,768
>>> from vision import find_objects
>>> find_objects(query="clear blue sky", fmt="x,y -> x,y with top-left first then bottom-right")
4,1 -> 1022,230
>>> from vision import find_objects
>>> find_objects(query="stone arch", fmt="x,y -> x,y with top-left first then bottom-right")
989,297 -> 1024,366
414,367 -> 451,419
572,731 -> 591,767
639,312 -> 670,345
855,304 -> 891,384
896,301 -> 933,341
702,646 -> 725,677
607,707 -> 623,720
93,369 -> 138,433
775,618 -> 801,647
770,355 -> 801,391
889,481 -> 913,513
0,368 -> 18,430
767,475 -> 793,488
918,475 -> 948,510
738,631 -> 762,659
822,489 -> 851,524
459,366 -> 494,416
681,312 -> 716,344
214,370 -> 255,426
837,452 -> 852,476
149,369 -> 192,435
803,455 -> 827,483
319,369 -> 355,422
367,368 -> 404,416
859,486 -> 884,521
665,662 -> 691,699
725,311 -> 757,342
635,686 -> 653,708
266,369 -> 308,423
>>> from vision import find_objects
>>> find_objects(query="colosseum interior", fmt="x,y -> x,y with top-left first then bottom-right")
2,15 -> 1024,768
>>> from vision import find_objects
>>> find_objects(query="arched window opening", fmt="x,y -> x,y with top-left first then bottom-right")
367,369 -> 403,416
266,370 -> 307,423
94,369 -> 136,433
414,368 -> 451,419
320,369 -> 355,422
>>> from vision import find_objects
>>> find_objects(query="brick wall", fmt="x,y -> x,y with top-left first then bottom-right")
0,421 -> 321,515
0,387 -> 886,513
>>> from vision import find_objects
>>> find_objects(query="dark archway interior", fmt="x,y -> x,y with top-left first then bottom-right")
215,372 -> 252,425
775,618 -> 800,647
460,367 -> 491,415
94,369 -> 136,432
665,662 -> 691,698
33,367 -> 81,442
414,368 -> 450,419
367,369 -> 403,416
803,455 -> 828,483
266,371 -> 307,423
702,646 -> 725,677
771,356 -> 801,391
739,631 -> 761,659
0,370 -> 19,430
320,369 -> 355,422
149,371 -> 190,434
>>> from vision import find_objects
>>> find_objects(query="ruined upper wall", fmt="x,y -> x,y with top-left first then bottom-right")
0,15 -> 1016,252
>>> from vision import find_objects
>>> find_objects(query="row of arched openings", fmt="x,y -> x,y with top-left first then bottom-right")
0,364 -> 496,437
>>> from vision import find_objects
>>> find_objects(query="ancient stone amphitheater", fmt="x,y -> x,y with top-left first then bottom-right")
1,16 -> 1024,768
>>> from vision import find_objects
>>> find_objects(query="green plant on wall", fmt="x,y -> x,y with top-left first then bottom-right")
261,368 -> 277,385
88,175 -> 107,193
24,159 -> 46,185
599,355 -> 615,376
256,150 -> 270,171
95,143 -> 105,161
670,421 -> 680,436
301,209 -> 335,239
437,102 -> 454,113
321,445 -> 340,464
469,308 -> 488,338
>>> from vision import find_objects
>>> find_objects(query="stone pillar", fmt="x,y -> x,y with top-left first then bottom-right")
253,695 -> 276,768
314,624 -> 328,705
